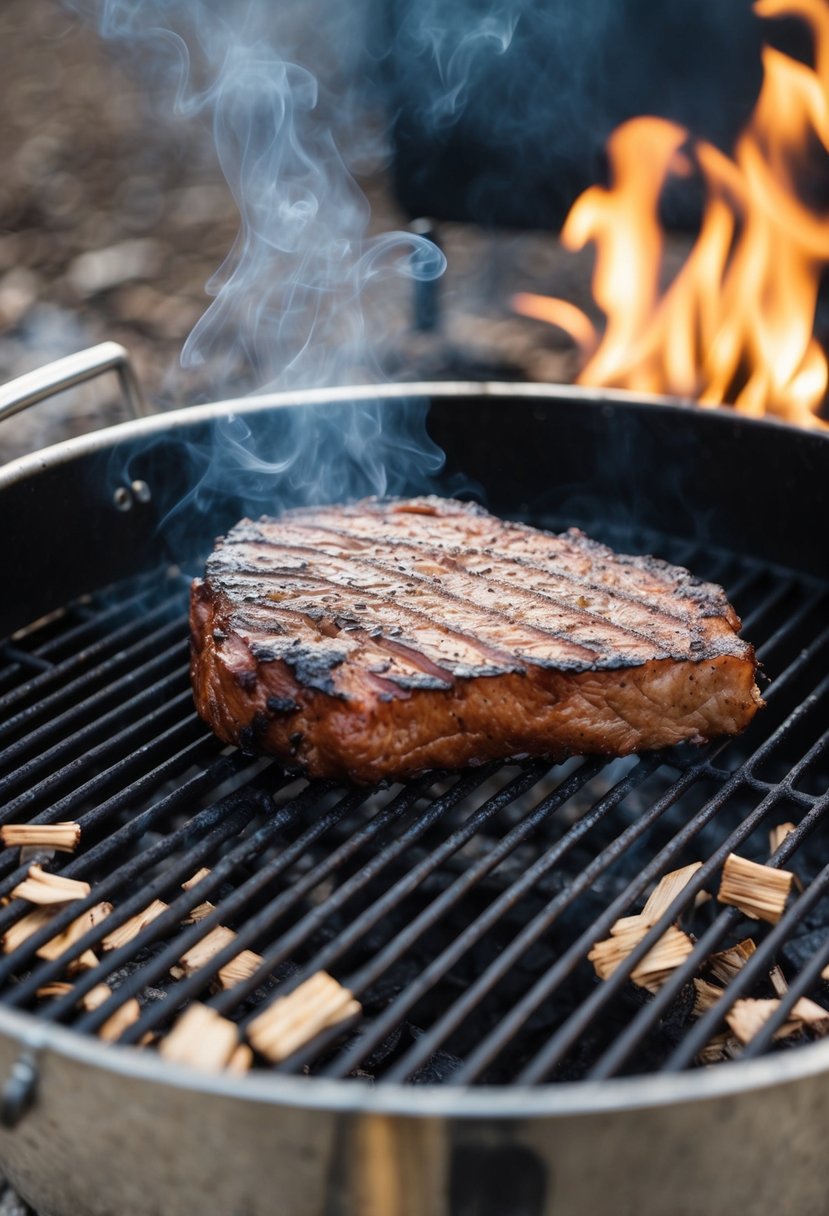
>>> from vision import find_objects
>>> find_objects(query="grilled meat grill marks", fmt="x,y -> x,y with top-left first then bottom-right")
190,497 -> 763,782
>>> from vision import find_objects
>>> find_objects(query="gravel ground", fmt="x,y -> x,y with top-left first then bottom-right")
0,0 -> 603,466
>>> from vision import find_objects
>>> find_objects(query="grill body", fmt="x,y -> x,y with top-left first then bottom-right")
2,1009 -> 829,1216
0,380 -> 827,1216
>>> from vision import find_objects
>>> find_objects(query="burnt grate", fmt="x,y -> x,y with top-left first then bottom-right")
0,523 -> 826,1087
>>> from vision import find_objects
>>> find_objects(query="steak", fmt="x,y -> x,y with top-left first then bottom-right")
190,496 -> 762,783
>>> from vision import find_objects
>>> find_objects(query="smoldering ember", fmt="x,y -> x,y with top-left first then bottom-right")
0,2 -> 827,1216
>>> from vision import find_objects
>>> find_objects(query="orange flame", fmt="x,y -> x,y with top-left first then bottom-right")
515,0 -> 829,427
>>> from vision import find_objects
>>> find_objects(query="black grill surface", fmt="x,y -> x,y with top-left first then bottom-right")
0,518 -> 827,1087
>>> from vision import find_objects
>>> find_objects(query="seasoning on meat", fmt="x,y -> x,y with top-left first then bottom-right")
189,496 -> 763,783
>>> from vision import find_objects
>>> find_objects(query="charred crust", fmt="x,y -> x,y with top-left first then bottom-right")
283,643 -> 347,695
249,643 -> 277,662
266,695 -> 300,713
235,669 -> 257,691
386,672 -> 455,691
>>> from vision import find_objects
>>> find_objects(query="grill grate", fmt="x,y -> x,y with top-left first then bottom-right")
0,523 -> 827,1086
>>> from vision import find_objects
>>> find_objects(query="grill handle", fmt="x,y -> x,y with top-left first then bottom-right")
0,342 -> 148,425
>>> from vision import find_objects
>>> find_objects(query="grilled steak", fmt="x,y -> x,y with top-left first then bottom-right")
190,496 -> 762,783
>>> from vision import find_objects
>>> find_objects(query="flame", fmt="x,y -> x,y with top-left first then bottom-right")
515,0 -> 829,427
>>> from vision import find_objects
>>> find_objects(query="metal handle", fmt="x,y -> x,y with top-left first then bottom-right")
0,341 -> 149,425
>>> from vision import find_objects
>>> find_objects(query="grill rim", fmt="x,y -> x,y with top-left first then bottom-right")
0,377 -> 822,493
1,378 -> 828,1119
3,998 -> 829,1118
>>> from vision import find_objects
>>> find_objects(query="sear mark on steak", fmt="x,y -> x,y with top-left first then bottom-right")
189,496 -> 763,783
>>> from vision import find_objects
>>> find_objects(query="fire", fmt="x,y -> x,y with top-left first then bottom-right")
514,0 -> 829,427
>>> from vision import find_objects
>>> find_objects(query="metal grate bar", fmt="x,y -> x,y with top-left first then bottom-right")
1,775 -> 282,1012
0,688 -> 200,829
448,664 -> 828,1085
735,575 -> 798,635
0,750 -> 263,990
273,762 -> 608,1076
0,635 -> 187,789
0,662 -> 189,813
739,901 -> 829,1059
514,719 -> 829,1085
112,774 -> 444,1042
325,757 -> 647,1080
0,716 -> 217,899
589,771 -> 829,1079
199,768 -> 502,1024
26,575 -> 186,658
360,587 -> 828,1080
659,829 -> 829,1069
408,759 -> 707,1085
0,591 -> 185,728
344,767 -> 603,989
231,765 -> 551,1036
0,644 -> 54,674
72,782 -> 367,1038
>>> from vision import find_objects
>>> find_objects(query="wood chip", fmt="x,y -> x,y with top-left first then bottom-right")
588,921 -> 651,981
101,900 -> 168,951
706,938 -> 757,985
67,950 -> 100,974
0,823 -> 81,853
695,1032 -> 742,1065
589,924 -> 694,992
159,1002 -> 240,1071
247,972 -> 361,1063
3,901 -> 111,966
769,964 -> 789,998
641,863 -> 704,922
768,822 -> 796,854
177,925 -> 238,975
629,926 -> 696,994
98,1002 -> 142,1043
217,948 -> 264,991
2,904 -> 110,977
35,978 -> 140,1041
726,996 -> 829,1044
40,902 -> 112,963
588,863 -> 701,991
11,866 -> 91,906
3,908 -> 57,955
182,868 -> 211,891
226,1043 -> 254,1074
693,978 -> 726,1017
36,981 -> 74,1000
177,923 -> 264,992
717,853 -> 793,923
181,870 -> 216,924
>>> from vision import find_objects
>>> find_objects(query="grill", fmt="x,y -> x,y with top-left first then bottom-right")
1,536 -> 827,1088
0,345 -> 828,1216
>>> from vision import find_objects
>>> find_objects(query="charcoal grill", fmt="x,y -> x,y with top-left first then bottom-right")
0,344 -> 827,1216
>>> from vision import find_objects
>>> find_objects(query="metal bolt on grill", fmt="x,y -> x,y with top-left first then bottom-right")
0,523 -> 827,1087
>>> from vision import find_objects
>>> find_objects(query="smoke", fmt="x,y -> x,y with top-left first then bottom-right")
139,392 -> 461,569
62,0 -> 462,548
70,0 -> 445,398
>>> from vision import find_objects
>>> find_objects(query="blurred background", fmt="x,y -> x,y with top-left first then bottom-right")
0,0 -> 606,464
